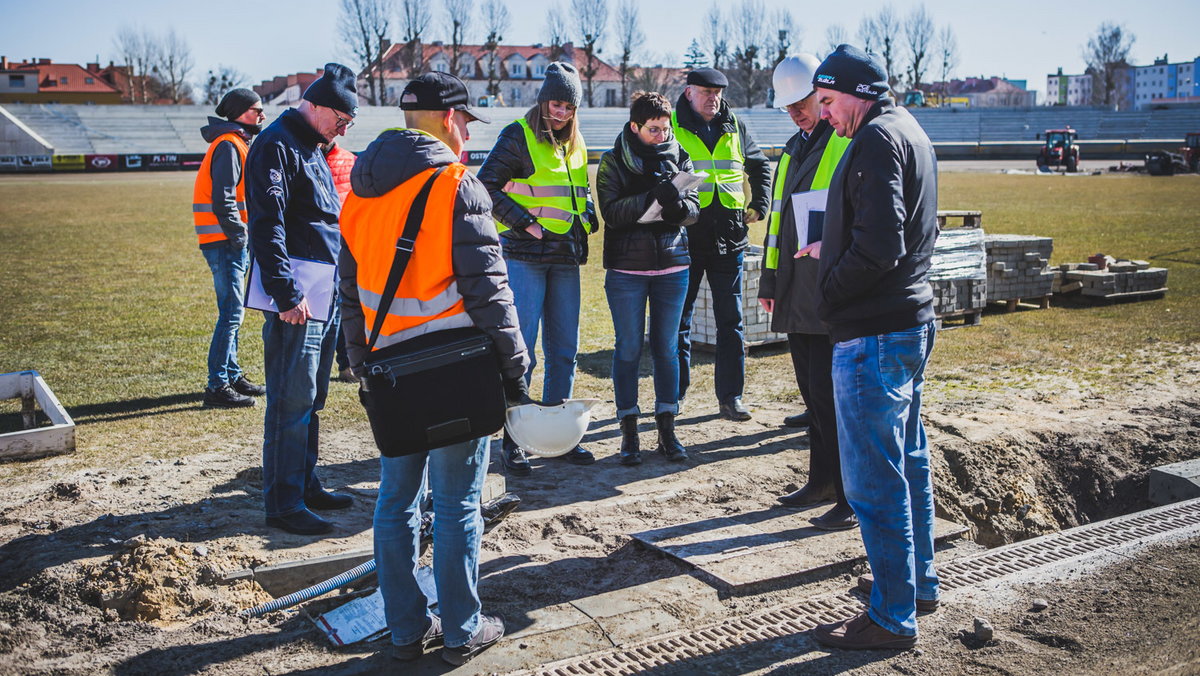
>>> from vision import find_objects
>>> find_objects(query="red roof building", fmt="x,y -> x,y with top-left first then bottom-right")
0,57 -> 124,104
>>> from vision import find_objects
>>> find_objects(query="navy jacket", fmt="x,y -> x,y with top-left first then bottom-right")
245,108 -> 341,313
817,99 -> 939,343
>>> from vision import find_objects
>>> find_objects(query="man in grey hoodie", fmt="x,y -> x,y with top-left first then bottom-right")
193,88 -> 266,408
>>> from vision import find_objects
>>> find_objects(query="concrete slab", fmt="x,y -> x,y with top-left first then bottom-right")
504,602 -> 593,640
633,505 -> 968,592
569,574 -> 725,623
418,621 -> 612,675
1149,459 -> 1200,505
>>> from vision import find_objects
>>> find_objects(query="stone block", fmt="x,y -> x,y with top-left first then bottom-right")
1149,459 -> 1200,505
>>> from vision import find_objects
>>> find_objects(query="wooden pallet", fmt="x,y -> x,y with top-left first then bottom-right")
935,309 -> 982,330
937,210 -> 982,229
992,295 -> 1052,312
1083,287 -> 1169,302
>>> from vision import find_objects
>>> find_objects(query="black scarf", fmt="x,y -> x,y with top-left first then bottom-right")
617,125 -> 680,177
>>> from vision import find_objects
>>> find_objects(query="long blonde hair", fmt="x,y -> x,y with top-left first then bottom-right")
523,101 -> 581,156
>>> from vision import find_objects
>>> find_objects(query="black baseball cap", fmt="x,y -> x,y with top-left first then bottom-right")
399,72 -> 490,124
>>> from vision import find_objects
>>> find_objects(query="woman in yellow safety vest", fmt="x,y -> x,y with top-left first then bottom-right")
478,62 -> 597,475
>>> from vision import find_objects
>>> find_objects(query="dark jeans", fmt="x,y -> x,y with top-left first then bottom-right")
787,332 -> 846,506
201,244 -> 249,389
678,250 -> 745,403
605,269 -> 689,418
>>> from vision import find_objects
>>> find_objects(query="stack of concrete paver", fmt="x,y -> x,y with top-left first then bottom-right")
985,234 -> 1056,304
690,246 -> 787,348
929,222 -> 987,321
1054,260 -> 1169,298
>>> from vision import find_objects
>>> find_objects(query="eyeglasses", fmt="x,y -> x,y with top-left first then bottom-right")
332,110 -> 354,130
638,123 -> 672,138
249,106 -> 265,117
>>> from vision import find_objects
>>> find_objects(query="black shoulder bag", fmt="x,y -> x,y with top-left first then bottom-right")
358,167 -> 507,456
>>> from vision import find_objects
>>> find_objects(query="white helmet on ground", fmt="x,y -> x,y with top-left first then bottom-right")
505,398 -> 601,457
773,54 -> 822,109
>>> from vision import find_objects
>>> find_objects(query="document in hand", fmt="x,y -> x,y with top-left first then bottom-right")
638,171 -> 708,223
246,256 -> 338,322
790,188 -> 829,247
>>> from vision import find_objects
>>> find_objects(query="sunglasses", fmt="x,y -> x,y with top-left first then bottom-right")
249,106 -> 265,116
332,109 -> 354,129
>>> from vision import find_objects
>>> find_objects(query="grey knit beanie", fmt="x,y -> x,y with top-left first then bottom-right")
538,62 -> 582,107
215,88 -> 260,120
302,63 -> 359,116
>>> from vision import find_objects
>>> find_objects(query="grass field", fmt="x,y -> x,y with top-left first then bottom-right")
1,169 -> 1197,478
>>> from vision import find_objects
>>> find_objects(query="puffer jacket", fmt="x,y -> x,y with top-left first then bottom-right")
672,94 -> 772,256
337,128 -> 530,380
597,126 -> 700,271
817,99 -> 939,343
476,119 -> 596,265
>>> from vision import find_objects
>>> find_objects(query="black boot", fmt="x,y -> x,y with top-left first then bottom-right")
619,415 -> 641,465
654,412 -> 688,462
500,429 -> 531,476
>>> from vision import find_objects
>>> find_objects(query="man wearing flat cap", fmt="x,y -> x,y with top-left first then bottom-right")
339,71 -> 528,666
194,88 -> 267,409
672,67 -> 772,422
246,63 -> 359,536
803,44 -> 941,651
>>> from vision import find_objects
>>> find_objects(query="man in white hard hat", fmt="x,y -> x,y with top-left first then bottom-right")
758,54 -> 854,530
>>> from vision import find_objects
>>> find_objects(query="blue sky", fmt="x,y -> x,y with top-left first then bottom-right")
2,0 -> 1196,98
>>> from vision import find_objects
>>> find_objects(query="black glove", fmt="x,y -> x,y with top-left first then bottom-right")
518,212 -> 538,230
503,376 -> 532,406
652,178 -> 680,207
584,204 -> 599,233
662,199 -> 689,223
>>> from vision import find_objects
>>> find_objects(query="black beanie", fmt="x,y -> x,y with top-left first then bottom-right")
215,88 -> 260,120
302,63 -> 359,116
538,62 -> 582,107
813,44 -> 889,100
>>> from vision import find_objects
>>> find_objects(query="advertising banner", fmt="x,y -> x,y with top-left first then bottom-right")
86,154 -> 119,171
52,155 -> 86,171
148,154 -> 181,169
124,154 -> 144,170
18,155 -> 52,171
0,155 -> 17,172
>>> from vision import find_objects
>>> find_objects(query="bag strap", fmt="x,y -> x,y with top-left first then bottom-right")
365,165 -> 448,353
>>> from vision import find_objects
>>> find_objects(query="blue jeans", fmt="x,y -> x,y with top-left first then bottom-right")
605,269 -> 688,418
261,307 -> 339,517
202,245 -> 249,389
678,250 -> 745,403
375,436 -> 489,649
832,322 -> 938,636
505,258 -> 581,404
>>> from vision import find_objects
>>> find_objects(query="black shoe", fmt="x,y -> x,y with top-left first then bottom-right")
391,614 -> 444,661
305,488 -> 353,510
203,383 -> 255,408
562,445 -> 596,465
857,574 -> 940,613
784,411 -> 811,428
265,508 -> 333,535
481,493 -> 522,531
441,614 -> 505,666
777,482 -> 835,507
654,413 -> 688,462
231,376 -> 266,397
500,432 -> 531,476
809,503 -> 859,531
719,397 -> 752,421
619,415 -> 642,465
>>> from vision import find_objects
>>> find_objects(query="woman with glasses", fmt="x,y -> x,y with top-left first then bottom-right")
478,62 -> 597,475
596,91 -> 700,466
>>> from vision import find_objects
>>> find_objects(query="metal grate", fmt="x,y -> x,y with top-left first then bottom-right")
504,498 -> 1200,676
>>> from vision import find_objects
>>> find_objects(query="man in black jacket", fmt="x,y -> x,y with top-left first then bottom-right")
804,45 -> 940,651
246,63 -> 358,536
671,68 -> 772,421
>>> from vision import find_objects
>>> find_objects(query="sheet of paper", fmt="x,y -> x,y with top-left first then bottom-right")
311,566 -> 438,646
638,171 -> 708,223
246,255 -> 338,322
790,189 -> 829,247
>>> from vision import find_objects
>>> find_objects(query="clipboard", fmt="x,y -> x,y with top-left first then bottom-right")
790,189 -> 829,246
638,171 -> 708,223
246,255 -> 338,322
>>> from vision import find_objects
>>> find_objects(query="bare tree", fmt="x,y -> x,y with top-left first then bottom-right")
481,0 -> 510,98
728,0 -> 768,107
858,6 -> 903,90
444,0 -> 474,78
202,65 -> 249,106
338,0 -> 393,105
614,0 -> 644,103
702,3 -> 729,71
936,24 -> 959,103
571,0 -> 608,107
112,25 -> 159,103
771,7 -> 798,67
545,3 -> 570,61
824,24 -> 849,58
1084,21 -> 1135,109
904,3 -> 934,90
155,28 -> 194,103
629,66 -> 672,103
398,0 -> 433,75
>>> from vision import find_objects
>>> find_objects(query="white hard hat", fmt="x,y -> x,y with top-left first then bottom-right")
505,398 -> 601,458
773,54 -> 822,109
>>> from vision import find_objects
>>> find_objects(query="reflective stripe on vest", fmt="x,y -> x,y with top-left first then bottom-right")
764,133 -> 851,270
671,110 -> 746,210
192,132 -> 249,246
498,118 -> 589,235
339,162 -> 475,351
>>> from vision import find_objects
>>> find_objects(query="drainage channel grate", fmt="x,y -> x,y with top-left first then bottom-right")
506,498 -> 1200,676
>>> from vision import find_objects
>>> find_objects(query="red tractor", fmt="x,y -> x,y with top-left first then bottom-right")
1146,132 -> 1200,176
1037,128 -> 1080,172
1183,132 -> 1200,173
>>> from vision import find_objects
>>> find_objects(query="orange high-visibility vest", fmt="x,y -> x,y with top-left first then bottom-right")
340,163 -> 474,351
192,132 -> 249,246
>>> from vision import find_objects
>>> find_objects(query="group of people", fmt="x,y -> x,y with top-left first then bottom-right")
190,42 -> 940,665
